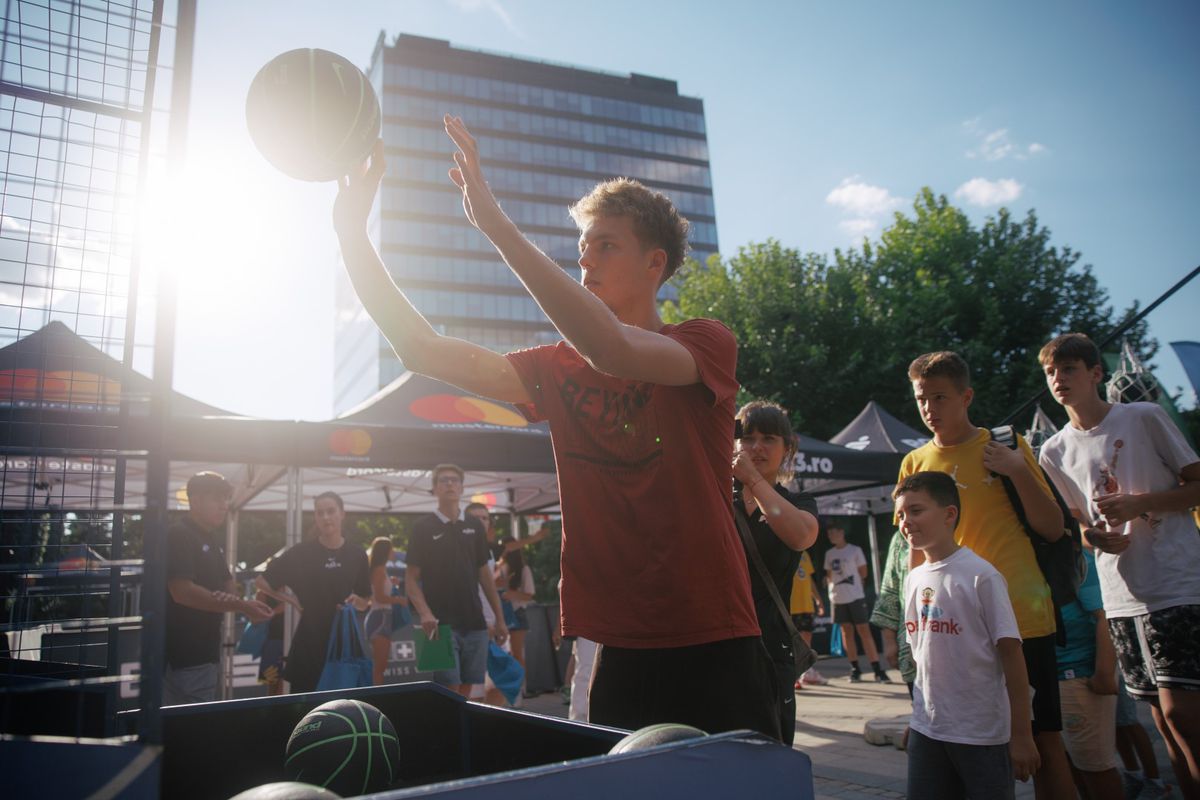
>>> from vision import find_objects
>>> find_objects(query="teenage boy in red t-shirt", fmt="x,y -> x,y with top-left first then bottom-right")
333,120 -> 777,738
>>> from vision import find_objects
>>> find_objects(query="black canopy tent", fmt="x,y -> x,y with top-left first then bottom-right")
2,322 -> 561,698
0,322 -> 559,515
809,401 -> 929,590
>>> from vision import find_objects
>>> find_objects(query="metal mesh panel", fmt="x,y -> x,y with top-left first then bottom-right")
0,0 -> 170,741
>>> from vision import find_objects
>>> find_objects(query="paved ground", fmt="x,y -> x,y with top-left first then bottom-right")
519,655 -> 1181,799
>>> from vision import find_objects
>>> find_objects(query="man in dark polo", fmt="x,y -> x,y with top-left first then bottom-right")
163,471 -> 271,705
406,463 -> 507,696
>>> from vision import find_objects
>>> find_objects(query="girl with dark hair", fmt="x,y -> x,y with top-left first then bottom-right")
497,547 -> 536,667
365,536 -> 408,685
732,400 -> 821,746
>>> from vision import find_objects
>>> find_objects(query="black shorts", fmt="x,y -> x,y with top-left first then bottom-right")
1109,604 -> 1200,699
791,613 -> 814,633
588,636 -> 781,741
1023,633 -> 1062,734
833,598 -> 869,625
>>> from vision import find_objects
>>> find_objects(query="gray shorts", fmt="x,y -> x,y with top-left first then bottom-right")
163,662 -> 218,706
433,628 -> 489,687
907,728 -> 1014,800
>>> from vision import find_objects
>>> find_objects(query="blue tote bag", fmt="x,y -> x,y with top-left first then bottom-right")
316,606 -> 373,691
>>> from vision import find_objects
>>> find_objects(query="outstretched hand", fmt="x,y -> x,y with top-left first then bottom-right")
333,139 -> 386,234
444,115 -> 505,235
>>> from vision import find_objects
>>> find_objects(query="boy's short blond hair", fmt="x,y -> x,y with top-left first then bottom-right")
907,351 -> 971,392
431,463 -> 464,488
1038,333 -> 1101,370
569,178 -> 691,283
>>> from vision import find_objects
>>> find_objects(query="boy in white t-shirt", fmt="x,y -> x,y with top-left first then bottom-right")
824,525 -> 890,683
897,471 -> 1040,799
1037,333 -> 1200,799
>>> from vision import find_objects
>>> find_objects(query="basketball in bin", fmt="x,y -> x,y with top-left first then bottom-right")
284,699 -> 399,796
246,48 -> 381,182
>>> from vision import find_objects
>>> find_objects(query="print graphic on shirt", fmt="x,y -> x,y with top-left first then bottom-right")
1094,438 -> 1160,529
829,557 -> 856,587
323,557 -> 342,570
949,464 -> 968,489
558,376 -> 663,470
905,587 -> 961,635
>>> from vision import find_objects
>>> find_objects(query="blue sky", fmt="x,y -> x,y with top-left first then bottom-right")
171,1 -> 1199,419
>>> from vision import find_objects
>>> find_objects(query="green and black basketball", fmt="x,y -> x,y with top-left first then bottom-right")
608,723 -> 707,754
246,48 -> 381,182
284,699 -> 399,796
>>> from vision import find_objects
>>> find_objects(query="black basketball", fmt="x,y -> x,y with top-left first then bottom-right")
284,699 -> 400,796
246,48 -> 381,182
609,723 -> 707,754
228,782 -> 341,800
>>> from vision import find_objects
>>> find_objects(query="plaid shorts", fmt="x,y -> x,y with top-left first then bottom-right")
1108,604 -> 1200,699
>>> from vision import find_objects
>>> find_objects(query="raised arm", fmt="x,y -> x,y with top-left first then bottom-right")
443,116 -> 701,385
333,140 -> 530,404
731,453 -> 819,550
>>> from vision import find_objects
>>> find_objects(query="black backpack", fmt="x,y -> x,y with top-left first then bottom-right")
989,425 -> 1087,646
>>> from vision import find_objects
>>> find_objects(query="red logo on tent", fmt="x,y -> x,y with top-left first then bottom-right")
409,394 -> 527,428
0,369 -> 121,406
329,428 -> 372,456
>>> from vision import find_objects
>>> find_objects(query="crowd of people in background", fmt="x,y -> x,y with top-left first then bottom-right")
159,113 -> 1200,799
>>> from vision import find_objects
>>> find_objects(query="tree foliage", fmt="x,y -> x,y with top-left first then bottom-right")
664,189 -> 1154,438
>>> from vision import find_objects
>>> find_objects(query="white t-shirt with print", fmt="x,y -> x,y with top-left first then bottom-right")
824,543 -> 867,605
904,546 -> 1021,746
1039,402 -> 1200,619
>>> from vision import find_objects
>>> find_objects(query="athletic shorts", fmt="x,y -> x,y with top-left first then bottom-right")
833,598 -> 869,625
1109,604 -> 1200,699
791,613 -> 814,633
589,636 -> 781,741
1058,676 -> 1118,772
432,628 -> 489,687
364,607 -> 392,640
1022,633 -> 1063,733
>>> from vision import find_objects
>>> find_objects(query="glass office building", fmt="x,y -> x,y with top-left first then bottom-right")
334,33 -> 718,413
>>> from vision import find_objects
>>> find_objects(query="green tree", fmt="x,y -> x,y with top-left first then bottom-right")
665,189 -> 1153,437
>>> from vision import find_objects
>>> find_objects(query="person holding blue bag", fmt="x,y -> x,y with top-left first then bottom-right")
255,492 -> 369,693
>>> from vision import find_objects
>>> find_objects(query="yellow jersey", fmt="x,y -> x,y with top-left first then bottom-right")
897,428 -> 1056,639
790,550 -> 815,615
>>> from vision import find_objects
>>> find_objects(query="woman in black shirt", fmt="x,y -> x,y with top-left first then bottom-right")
732,401 -> 820,746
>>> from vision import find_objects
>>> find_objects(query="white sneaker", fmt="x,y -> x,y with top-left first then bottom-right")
801,667 -> 829,686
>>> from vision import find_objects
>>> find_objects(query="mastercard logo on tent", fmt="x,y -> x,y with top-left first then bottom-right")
410,394 -> 527,428
0,369 -> 122,405
329,428 -> 373,456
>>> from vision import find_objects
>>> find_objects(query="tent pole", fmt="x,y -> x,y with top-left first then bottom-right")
220,509 -> 239,700
282,466 -> 303,692
866,501 -> 882,596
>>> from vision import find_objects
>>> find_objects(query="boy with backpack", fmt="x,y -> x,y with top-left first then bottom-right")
1037,333 -> 1200,799
898,351 -> 1075,798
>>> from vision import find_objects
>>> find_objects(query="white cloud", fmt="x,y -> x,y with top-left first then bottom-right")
954,177 -> 1023,207
825,178 -> 904,217
838,218 -> 877,237
447,0 -> 525,38
963,119 -> 1046,161
825,177 -> 905,241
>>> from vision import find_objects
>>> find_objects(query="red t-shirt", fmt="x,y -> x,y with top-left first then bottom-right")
505,318 -> 760,648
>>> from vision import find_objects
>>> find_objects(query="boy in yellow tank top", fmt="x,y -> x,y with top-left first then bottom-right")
897,351 -> 1074,799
